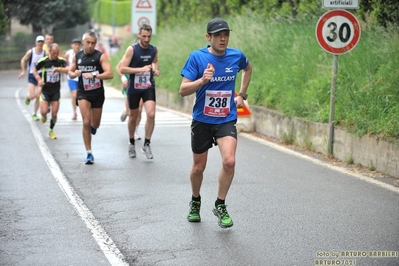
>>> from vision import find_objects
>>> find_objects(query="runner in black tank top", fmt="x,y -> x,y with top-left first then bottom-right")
68,30 -> 114,164
76,49 -> 104,98
120,24 -> 160,160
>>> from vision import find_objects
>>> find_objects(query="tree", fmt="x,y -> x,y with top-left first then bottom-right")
0,1 -> 7,35
3,0 -> 91,33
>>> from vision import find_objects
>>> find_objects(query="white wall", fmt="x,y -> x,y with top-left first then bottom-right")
10,18 -> 32,35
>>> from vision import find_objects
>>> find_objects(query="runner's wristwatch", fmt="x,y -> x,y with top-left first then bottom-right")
238,92 -> 248,100
91,72 -> 97,78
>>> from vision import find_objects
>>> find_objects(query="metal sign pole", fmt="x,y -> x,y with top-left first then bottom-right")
317,8 -> 361,156
112,0 -> 116,36
328,54 -> 338,155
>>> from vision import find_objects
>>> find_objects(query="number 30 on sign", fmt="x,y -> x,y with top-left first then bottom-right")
316,9 -> 361,55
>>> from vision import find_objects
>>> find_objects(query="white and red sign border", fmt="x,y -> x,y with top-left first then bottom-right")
316,9 -> 361,55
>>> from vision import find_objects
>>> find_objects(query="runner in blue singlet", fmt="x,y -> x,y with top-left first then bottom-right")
180,18 -> 253,228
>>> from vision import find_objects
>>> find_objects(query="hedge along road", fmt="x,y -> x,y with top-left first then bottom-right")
1,70 -> 399,266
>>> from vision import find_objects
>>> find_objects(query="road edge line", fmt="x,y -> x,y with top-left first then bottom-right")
15,89 -> 129,266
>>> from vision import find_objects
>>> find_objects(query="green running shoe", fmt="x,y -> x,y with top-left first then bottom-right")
213,204 -> 233,228
25,96 -> 30,105
49,130 -> 57,140
187,200 -> 201,222
32,114 -> 39,121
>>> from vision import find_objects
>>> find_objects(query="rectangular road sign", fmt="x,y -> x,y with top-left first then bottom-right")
131,0 -> 157,35
323,0 -> 359,9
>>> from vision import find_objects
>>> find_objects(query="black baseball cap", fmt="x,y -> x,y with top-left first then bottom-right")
71,38 -> 82,44
207,18 -> 231,34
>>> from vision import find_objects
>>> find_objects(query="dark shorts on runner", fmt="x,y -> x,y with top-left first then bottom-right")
77,92 -> 105,108
40,89 -> 61,102
127,88 -> 156,109
28,74 -> 38,86
191,119 -> 237,154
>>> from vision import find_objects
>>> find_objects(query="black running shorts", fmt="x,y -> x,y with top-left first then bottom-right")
127,88 -> 156,110
77,92 -> 105,108
40,89 -> 60,102
190,119 -> 237,154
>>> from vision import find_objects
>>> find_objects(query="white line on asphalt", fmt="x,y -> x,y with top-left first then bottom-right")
241,133 -> 399,195
15,89 -> 129,266
53,109 -> 191,128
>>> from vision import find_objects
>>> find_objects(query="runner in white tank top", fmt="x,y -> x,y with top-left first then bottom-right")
18,35 -> 46,121
65,38 -> 82,120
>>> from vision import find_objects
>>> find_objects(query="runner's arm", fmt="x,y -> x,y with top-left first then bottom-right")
234,62 -> 252,108
116,57 -> 129,88
54,60 -> 70,74
239,62 -> 252,96
18,50 -> 31,79
97,53 -> 114,80
116,57 -> 124,77
179,63 -> 214,97
120,46 -> 152,74
68,55 -> 81,79
32,61 -> 44,87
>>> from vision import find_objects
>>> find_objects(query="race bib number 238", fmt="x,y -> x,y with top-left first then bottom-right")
203,90 -> 231,117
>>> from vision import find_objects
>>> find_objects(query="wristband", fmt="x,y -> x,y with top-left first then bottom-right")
35,76 -> 42,82
121,75 -> 128,82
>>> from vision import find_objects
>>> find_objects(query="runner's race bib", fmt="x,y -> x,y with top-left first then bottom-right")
83,71 -> 101,91
203,90 -> 231,117
46,71 -> 60,83
134,72 -> 151,89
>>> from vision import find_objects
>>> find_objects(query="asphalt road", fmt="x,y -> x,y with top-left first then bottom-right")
1,70 -> 399,266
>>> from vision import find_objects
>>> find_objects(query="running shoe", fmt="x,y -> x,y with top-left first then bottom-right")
120,111 -> 127,122
187,200 -> 201,222
90,126 -> 97,135
41,115 -> 47,123
213,204 -> 233,228
72,113 -> 77,120
128,144 -> 136,158
141,143 -> 153,159
134,132 -> 141,140
85,153 -> 94,164
49,130 -> 57,139
25,96 -> 30,105
32,114 -> 39,121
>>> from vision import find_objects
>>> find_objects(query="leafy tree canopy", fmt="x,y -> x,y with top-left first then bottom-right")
0,2 -> 7,35
3,0 -> 91,32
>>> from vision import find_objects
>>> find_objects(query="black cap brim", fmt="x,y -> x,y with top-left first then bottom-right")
208,28 -> 231,34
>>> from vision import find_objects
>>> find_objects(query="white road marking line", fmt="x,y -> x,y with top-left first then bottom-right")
241,133 -> 399,194
53,111 -> 191,127
15,90 -> 129,266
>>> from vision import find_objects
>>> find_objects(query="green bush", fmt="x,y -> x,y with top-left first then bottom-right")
94,0 -> 130,26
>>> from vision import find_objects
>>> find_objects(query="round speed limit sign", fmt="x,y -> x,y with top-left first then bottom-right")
316,9 -> 361,55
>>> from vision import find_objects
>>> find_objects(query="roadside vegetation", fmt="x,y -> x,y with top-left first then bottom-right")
110,13 -> 399,141
2,0 -> 398,141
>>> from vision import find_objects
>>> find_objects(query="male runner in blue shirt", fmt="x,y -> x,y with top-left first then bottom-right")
180,18 -> 252,228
